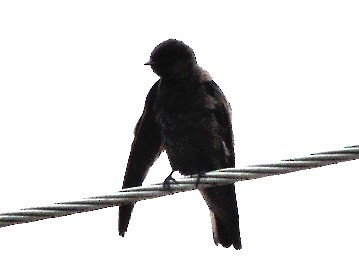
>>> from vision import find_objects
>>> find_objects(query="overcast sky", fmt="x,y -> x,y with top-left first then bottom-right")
0,1 -> 358,271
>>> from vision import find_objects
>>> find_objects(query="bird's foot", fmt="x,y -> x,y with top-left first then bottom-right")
163,170 -> 177,191
192,171 -> 207,189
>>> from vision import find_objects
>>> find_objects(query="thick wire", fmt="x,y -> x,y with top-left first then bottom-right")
0,145 -> 358,228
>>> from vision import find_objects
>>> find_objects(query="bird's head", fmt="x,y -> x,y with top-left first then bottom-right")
145,39 -> 197,80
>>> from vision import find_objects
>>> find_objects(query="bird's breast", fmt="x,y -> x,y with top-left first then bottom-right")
154,92 -> 218,145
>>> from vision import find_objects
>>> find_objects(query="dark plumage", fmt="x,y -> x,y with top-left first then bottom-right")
118,39 -> 241,250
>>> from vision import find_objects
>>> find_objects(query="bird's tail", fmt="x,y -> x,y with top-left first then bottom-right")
200,184 -> 242,250
118,204 -> 135,237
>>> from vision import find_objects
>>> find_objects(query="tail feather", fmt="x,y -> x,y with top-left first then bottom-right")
201,184 -> 242,250
210,211 -> 241,249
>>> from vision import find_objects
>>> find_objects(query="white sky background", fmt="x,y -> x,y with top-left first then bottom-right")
0,0 -> 358,271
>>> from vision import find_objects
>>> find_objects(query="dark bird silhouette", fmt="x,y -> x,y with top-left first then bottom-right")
118,39 -> 241,250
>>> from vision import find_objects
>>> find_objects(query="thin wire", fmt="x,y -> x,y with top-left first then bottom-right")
0,145 -> 358,228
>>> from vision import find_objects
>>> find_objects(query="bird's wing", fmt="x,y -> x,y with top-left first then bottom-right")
119,80 -> 163,236
122,80 -> 163,189
200,81 -> 241,249
205,80 -> 235,167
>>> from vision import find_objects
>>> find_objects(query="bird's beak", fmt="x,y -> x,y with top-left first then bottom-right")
144,60 -> 155,65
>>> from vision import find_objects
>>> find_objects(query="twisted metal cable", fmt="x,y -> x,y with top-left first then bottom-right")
0,145 -> 358,228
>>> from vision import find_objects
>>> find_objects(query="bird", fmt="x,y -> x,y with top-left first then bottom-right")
118,39 -> 241,250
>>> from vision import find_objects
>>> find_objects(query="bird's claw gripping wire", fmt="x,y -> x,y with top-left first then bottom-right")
192,171 -> 207,189
163,170 -> 177,192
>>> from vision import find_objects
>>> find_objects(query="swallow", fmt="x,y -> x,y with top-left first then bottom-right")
118,39 -> 241,250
